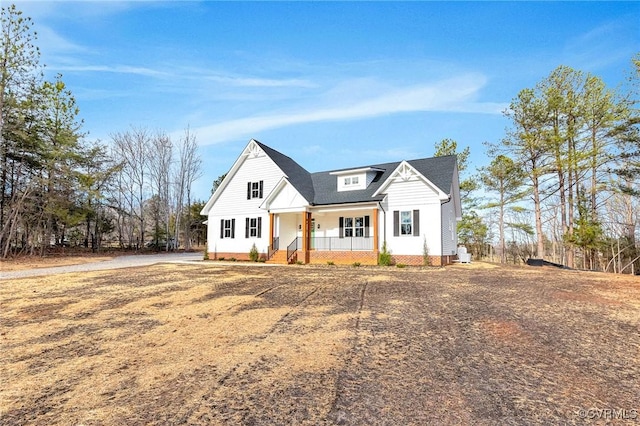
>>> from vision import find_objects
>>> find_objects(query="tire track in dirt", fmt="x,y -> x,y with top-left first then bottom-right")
263,286 -> 319,335
326,279 -> 368,425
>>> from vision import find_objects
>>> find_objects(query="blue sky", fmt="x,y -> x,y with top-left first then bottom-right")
15,1 -> 640,201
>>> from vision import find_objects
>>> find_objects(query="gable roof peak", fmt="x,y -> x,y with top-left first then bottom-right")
252,140 -> 315,203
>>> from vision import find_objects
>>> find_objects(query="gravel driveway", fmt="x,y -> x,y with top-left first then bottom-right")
0,252 -> 203,280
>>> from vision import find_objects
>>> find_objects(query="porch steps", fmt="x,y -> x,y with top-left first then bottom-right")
266,250 -> 290,264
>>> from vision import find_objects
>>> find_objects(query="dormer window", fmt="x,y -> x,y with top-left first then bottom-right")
331,167 -> 384,192
344,176 -> 359,186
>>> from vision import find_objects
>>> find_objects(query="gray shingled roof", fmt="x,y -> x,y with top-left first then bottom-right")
256,141 -> 457,206
254,141 -> 315,202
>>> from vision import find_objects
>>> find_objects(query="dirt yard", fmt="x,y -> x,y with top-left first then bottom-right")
1,262 -> 639,425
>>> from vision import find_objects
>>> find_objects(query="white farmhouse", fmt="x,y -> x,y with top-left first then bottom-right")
201,139 -> 462,265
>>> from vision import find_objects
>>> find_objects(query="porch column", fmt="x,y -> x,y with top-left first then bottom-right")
301,211 -> 311,263
372,208 -> 379,252
269,213 -> 275,250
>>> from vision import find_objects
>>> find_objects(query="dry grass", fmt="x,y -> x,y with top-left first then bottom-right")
1,263 -> 639,425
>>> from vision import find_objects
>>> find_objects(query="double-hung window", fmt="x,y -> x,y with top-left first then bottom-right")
344,217 -> 354,237
245,217 -> 262,238
247,180 -> 264,199
400,211 -> 412,235
339,216 -> 370,238
393,210 -> 420,237
220,218 -> 236,239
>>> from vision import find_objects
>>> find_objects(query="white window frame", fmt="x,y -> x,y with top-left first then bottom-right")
223,219 -> 233,238
251,181 -> 260,198
249,218 -> 259,237
400,211 -> 412,236
344,176 -> 359,186
344,216 -> 364,237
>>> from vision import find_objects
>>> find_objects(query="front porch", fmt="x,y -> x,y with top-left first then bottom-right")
266,209 -> 380,265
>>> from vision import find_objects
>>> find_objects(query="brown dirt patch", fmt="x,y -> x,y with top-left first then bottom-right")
1,263 -> 639,425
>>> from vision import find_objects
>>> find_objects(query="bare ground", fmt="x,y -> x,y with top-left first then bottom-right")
1,262 -> 638,425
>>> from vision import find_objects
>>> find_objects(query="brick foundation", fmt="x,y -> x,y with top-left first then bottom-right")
209,252 -> 264,261
309,250 -> 378,266
209,251 -> 456,266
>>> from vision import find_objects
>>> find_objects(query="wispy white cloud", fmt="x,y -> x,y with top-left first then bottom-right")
36,26 -> 87,54
13,0 -> 145,20
191,74 -> 505,146
563,18 -> 638,72
202,74 -> 316,88
51,64 -> 170,78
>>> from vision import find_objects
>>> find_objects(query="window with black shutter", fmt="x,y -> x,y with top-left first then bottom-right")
339,216 -> 370,237
247,180 -> 264,199
245,217 -> 262,238
221,218 -> 235,239
394,210 -> 418,236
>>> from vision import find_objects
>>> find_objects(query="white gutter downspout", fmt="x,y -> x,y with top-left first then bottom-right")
378,200 -> 386,251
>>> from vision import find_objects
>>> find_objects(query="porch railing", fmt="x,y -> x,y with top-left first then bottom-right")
268,237 -> 279,260
312,236 -> 373,251
287,237 -> 301,263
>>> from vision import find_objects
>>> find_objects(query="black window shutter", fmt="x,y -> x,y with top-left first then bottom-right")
339,217 -> 344,238
247,182 -> 251,200
245,217 -> 250,238
257,217 -> 262,238
231,218 -> 235,239
413,210 -> 420,236
393,211 -> 399,237
259,180 -> 264,198
220,219 -> 224,239
364,215 -> 370,238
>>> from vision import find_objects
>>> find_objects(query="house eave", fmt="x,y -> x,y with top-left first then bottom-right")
201,138 -> 262,215
329,167 -> 386,176
372,160 -> 449,199
309,201 -> 380,214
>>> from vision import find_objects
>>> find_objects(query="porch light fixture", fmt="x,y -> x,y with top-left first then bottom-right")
317,223 -> 320,230
299,224 -> 302,230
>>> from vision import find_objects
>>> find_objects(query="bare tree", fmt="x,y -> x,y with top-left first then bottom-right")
111,126 -> 151,249
175,127 -> 201,250
149,131 -> 172,250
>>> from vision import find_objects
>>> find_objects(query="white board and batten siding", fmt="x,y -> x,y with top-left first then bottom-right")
383,179 -> 443,256
207,152 -> 285,255
268,182 -> 308,212
440,198 -> 458,256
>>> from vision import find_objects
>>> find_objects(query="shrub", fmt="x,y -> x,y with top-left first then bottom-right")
396,263 -> 407,268
422,236 -> 431,266
218,257 -> 225,261
296,260 -> 303,265
229,257 -> 237,262
378,241 -> 392,266
353,262 -> 361,267
249,243 -> 259,262
258,257 -> 266,263
327,261 -> 335,266
203,251 -> 209,260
